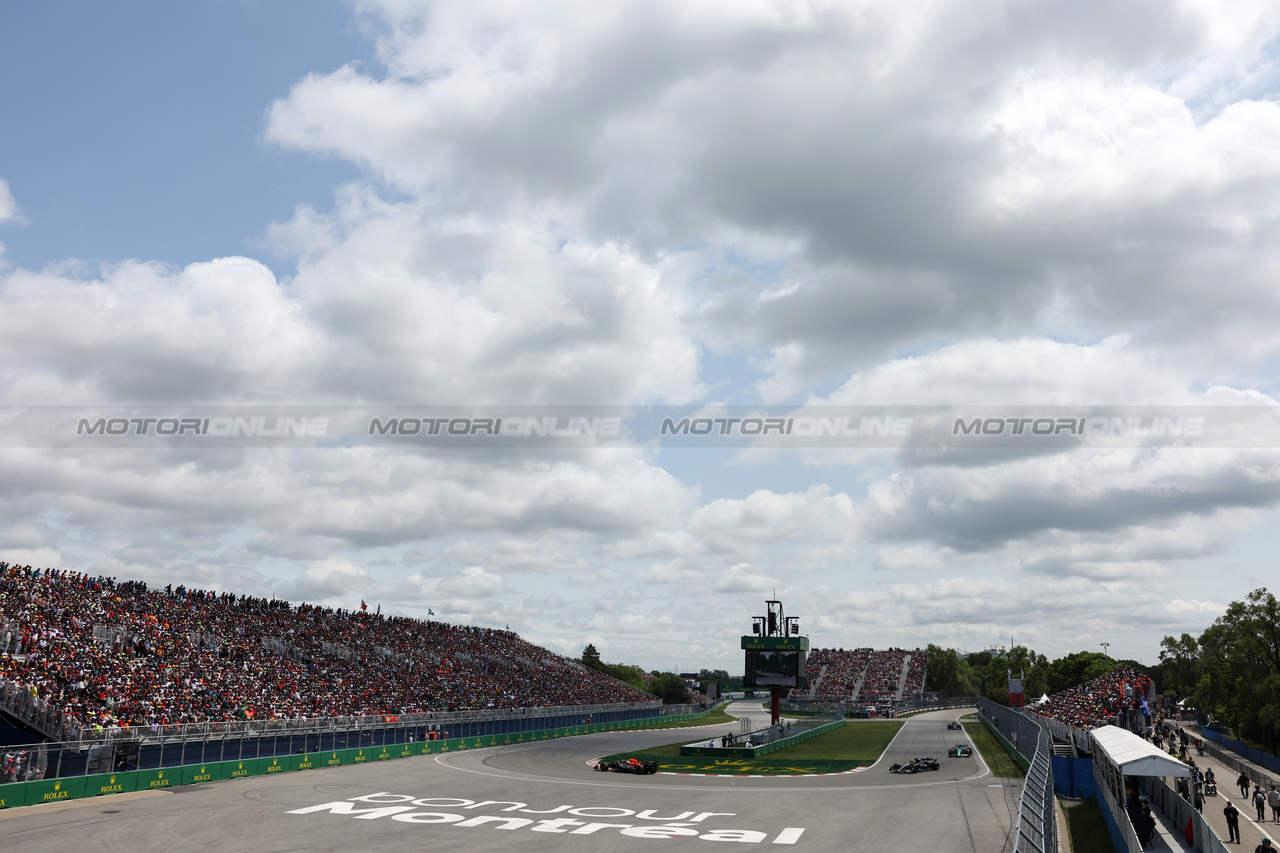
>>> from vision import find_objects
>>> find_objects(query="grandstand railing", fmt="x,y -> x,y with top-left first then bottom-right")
1024,709 -> 1092,756
0,680 -> 63,740
977,698 -> 1058,853
0,699 -> 723,782
2,688 -> 664,747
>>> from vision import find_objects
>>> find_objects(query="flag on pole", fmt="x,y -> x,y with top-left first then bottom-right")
360,600 -> 367,611
428,608 -> 434,616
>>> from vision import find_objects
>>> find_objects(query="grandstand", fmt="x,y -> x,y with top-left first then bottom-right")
0,562 -> 654,742
790,647 -> 928,704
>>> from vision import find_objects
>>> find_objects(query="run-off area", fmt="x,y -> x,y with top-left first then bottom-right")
287,791 -> 806,843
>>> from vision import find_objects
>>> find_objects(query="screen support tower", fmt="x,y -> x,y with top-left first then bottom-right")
742,599 -> 807,726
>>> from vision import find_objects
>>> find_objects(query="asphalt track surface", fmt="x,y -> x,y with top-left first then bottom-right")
0,705 -> 1017,852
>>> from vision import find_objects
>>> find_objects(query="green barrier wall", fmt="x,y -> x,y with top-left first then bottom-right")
0,781 -> 23,808
260,755 -> 290,776
86,771 -> 139,797
136,768 -> 178,790
978,712 -> 1031,773
0,704 -> 730,809
224,758 -> 260,780
23,776 -> 87,806
181,763 -> 225,785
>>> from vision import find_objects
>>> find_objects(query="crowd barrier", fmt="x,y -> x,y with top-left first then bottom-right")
0,704 -> 725,809
1200,727 -> 1280,778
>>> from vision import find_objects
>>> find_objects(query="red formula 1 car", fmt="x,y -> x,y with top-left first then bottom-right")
595,758 -> 659,775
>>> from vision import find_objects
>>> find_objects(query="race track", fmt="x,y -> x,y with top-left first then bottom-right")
0,705 -> 1018,852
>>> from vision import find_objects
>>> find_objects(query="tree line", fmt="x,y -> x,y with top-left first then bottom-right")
924,643 -> 1149,705
921,588 -> 1278,757
1156,588 -> 1279,755
579,643 -> 695,705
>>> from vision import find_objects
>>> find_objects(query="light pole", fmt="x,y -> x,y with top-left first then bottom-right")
1100,642 -> 1110,658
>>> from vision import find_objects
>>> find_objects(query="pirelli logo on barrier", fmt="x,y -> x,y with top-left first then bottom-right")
230,762 -> 250,778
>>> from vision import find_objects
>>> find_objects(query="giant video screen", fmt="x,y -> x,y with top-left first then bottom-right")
743,650 -> 805,687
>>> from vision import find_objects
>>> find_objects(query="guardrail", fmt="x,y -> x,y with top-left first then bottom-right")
0,699 -> 727,783
976,698 -> 1057,853
0,703 -> 726,806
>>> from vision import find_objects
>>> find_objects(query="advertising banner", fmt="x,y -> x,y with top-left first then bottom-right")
23,776 -> 88,805
181,763 -> 225,785
86,771 -> 139,797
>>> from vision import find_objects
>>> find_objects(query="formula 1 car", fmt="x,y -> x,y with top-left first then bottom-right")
947,721 -> 963,730
595,758 -> 658,775
889,756 -> 940,773
948,744 -> 973,757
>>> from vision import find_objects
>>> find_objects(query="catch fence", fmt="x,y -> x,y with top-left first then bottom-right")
977,698 -> 1057,853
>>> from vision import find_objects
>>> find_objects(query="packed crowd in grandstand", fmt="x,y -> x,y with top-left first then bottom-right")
1030,665 -> 1154,730
793,647 -> 927,702
0,562 -> 655,739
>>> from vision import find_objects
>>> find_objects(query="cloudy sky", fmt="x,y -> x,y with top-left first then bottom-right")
3,0 -> 1280,673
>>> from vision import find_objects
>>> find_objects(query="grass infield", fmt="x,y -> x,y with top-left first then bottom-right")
598,719 -> 904,775
1063,797 -> 1110,852
963,719 -> 1025,778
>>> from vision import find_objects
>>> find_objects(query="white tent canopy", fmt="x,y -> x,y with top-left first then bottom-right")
1034,694 -> 1049,705
1091,725 -> 1191,777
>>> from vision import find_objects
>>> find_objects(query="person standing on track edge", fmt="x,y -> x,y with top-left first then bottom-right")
1225,800 -> 1242,844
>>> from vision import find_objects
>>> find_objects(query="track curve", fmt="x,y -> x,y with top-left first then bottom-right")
0,706 -> 1017,852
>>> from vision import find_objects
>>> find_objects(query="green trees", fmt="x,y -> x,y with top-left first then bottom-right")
1189,589 -> 1280,753
650,672 -> 693,705
925,644 -> 972,697
578,645 -> 694,704
1047,651 -> 1119,694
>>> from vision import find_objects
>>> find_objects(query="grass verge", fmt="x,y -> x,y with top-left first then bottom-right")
598,720 -> 903,775
964,720 -> 1025,778
636,706 -> 739,729
1063,798 -> 1109,853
